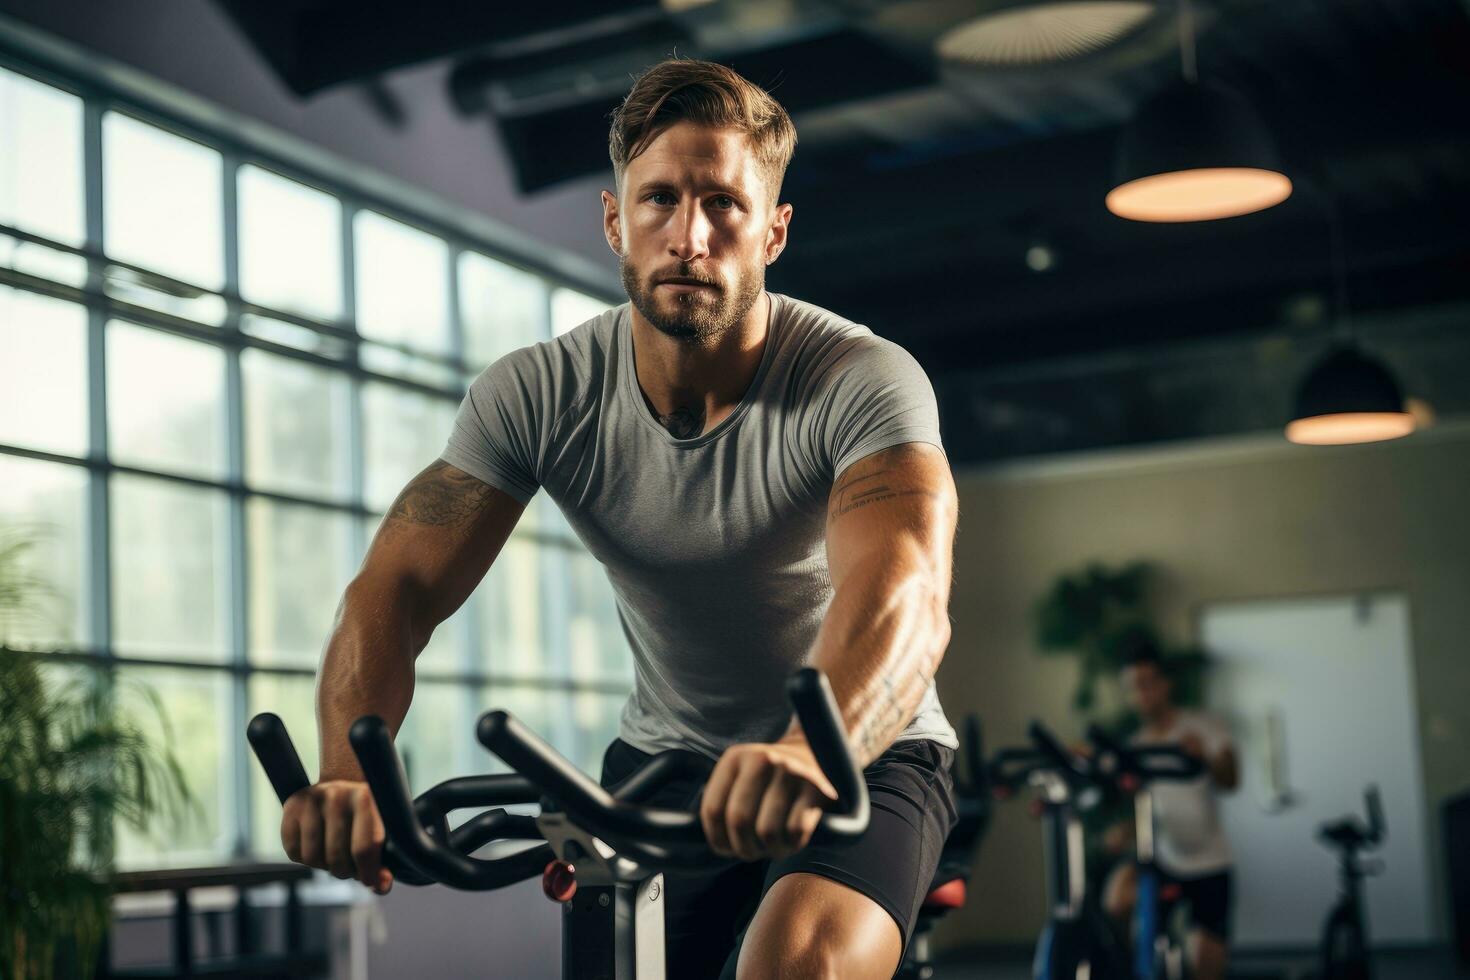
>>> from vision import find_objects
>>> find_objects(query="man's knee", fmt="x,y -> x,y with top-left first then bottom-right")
738,922 -> 864,980
735,874 -> 900,980
1102,864 -> 1137,921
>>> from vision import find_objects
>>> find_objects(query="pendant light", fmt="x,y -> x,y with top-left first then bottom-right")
935,2 -> 1157,68
1107,0 -> 1292,222
1284,194 -> 1415,446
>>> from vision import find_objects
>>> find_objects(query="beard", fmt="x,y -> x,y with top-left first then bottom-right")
620,253 -> 765,345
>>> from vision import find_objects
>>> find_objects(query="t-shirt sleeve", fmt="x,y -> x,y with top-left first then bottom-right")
439,351 -> 543,505
818,333 -> 946,478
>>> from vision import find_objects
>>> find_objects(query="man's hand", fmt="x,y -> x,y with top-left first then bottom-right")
281,780 -> 393,894
1179,732 -> 1206,759
699,738 -> 839,861
1103,820 -> 1134,855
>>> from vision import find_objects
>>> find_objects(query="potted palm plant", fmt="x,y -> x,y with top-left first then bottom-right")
1033,560 -> 1208,714
0,524 -> 194,980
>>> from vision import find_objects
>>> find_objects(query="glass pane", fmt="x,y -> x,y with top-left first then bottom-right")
571,690 -> 628,778
103,112 -> 224,291
361,381 -> 456,513
417,599 -> 468,674
353,210 -> 450,356
241,314 -> 353,361
0,455 -> 89,650
0,286 -> 88,457
247,498 -> 357,667
114,666 -> 234,869
550,287 -> 611,338
477,684 -> 564,776
0,67 -> 85,247
458,252 -> 548,370
101,264 -> 228,327
111,474 -> 230,660
528,490 -> 576,543
248,672 -> 318,859
567,551 -> 632,683
0,232 -> 89,287
397,681 -> 470,792
241,348 -> 352,502
474,538 -> 545,679
359,341 -> 460,389
106,321 -> 227,480
238,165 -> 343,322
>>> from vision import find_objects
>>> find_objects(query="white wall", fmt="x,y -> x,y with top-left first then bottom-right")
1202,593 -> 1435,947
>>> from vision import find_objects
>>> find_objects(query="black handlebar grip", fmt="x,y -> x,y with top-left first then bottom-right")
1365,785 -> 1386,843
786,668 -> 865,817
246,713 -> 311,803
1026,720 -> 1081,773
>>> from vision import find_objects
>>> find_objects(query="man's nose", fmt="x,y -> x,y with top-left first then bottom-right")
669,201 -> 712,262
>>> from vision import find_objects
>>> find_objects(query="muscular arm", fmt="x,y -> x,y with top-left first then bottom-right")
781,443 -> 958,767
316,459 -> 524,780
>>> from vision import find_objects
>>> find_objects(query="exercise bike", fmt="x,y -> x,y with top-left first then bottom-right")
989,720 -> 1131,980
897,714 -> 994,980
1315,786 -> 1385,980
1085,724 -> 1204,980
248,667 -> 869,980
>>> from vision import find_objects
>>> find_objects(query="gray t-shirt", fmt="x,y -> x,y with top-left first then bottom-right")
441,290 -> 958,759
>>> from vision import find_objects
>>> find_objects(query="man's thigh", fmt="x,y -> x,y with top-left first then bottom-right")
721,738 -> 959,979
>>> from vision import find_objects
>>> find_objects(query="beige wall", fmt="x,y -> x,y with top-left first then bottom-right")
933,421 -> 1470,950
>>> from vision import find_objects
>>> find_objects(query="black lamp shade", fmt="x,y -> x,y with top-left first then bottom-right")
1292,346 -> 1404,419
1108,80 -> 1293,221
1118,80 -> 1282,178
1286,345 -> 1414,445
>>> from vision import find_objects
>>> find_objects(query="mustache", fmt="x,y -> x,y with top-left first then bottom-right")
655,270 -> 719,287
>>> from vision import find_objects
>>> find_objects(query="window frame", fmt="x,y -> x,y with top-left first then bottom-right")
0,51 -> 625,866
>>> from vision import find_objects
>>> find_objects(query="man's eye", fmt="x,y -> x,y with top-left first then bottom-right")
651,192 -> 675,205
713,196 -> 735,209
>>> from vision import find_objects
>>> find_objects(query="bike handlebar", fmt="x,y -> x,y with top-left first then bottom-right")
1084,724 -> 1204,788
474,668 -> 870,854
985,720 -> 1096,796
248,667 -> 870,891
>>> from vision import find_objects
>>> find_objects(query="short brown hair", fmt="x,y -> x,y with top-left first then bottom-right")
608,58 -> 797,205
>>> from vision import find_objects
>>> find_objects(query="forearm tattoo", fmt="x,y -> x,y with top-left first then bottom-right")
852,650 -> 939,761
385,460 -> 497,527
658,405 -> 705,439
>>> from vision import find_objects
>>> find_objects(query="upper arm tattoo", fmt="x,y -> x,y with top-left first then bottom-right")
827,445 -> 945,524
384,459 -> 499,528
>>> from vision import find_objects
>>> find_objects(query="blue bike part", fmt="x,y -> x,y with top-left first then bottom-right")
1032,921 -> 1055,980
1134,868 -> 1160,980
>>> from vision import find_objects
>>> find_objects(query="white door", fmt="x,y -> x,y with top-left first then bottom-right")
1199,592 -> 1434,947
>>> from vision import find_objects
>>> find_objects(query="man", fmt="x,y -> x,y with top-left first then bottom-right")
279,57 -> 962,979
1103,647 -> 1239,980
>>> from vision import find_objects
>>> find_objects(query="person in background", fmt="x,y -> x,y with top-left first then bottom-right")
1102,643 -> 1239,980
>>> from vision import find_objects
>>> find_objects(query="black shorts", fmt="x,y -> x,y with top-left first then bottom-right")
599,735 -> 959,979
1159,866 -> 1234,942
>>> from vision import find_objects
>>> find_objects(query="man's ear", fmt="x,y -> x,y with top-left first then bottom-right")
765,201 -> 792,265
601,189 -> 624,257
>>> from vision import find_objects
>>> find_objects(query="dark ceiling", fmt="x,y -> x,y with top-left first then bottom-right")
216,0 -> 1470,462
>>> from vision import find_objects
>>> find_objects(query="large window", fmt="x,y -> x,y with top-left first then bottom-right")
0,61 -> 629,868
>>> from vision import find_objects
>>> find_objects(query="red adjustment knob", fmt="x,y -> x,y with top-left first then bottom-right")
1120,773 -> 1141,794
542,859 -> 577,903
1161,883 -> 1184,902
1027,798 -> 1045,819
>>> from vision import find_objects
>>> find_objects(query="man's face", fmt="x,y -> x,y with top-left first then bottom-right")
1121,661 -> 1171,719
602,121 -> 791,343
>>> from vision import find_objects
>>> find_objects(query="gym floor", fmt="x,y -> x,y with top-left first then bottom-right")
933,946 -> 1464,980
